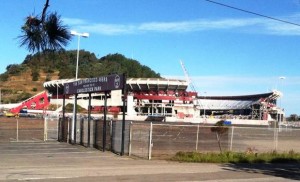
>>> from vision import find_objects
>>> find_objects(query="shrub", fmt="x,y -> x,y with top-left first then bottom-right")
18,92 -> 32,102
64,103 -> 86,113
45,74 -> 51,81
0,73 -> 9,81
31,70 -> 40,81
171,151 -> 300,164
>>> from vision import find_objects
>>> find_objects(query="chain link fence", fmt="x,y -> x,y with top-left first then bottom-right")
44,114 -> 59,141
2,116 -> 299,159
129,123 -> 300,160
129,122 -> 151,159
0,117 -> 44,142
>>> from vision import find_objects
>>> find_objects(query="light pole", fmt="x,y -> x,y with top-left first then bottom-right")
70,30 -> 89,143
277,76 -> 286,111
274,76 -> 285,151
203,92 -> 207,118
56,81 -> 59,113
278,76 -> 286,123
71,30 -> 89,80
278,76 -> 286,87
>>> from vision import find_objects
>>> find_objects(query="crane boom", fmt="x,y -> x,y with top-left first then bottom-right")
180,60 -> 202,110
180,60 -> 197,92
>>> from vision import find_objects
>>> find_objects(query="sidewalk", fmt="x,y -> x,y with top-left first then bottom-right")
0,142 -> 298,181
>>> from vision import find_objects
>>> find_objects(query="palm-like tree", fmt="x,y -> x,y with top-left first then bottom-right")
18,0 -> 71,53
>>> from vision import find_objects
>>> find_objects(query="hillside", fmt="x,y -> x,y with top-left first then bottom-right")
0,51 -> 161,104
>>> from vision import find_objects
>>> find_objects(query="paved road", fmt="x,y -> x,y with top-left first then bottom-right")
0,142 -> 299,181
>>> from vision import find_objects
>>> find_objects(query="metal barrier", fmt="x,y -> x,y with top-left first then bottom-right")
111,120 -> 130,155
128,123 -> 300,160
57,115 -> 131,155
3,116 -> 299,160
44,115 -> 59,141
129,122 -> 151,159
0,117 -> 44,142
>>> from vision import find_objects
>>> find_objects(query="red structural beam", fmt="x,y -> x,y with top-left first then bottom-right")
10,91 -> 50,113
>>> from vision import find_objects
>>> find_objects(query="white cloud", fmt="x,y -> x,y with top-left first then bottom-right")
76,24 -> 135,35
63,13 -> 300,36
264,22 -> 300,35
62,18 -> 88,25
137,19 -> 257,32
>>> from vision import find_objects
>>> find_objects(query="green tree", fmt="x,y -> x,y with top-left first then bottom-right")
3,51 -> 161,80
0,73 -> 9,82
99,54 -> 161,78
31,69 -> 40,81
18,0 -> 71,53
288,114 -> 299,121
6,64 -> 28,76
211,120 -> 229,153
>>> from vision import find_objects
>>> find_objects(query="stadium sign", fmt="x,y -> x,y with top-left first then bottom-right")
64,74 -> 124,95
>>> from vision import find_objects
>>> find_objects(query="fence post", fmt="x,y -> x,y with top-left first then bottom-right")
87,93 -> 91,147
80,117 -> 84,146
148,122 -> 153,160
109,119 -> 113,152
273,122 -> 278,151
16,117 -> 19,142
129,122 -> 133,156
57,113 -> 59,141
195,124 -> 199,151
230,126 -> 234,151
67,118 -> 70,143
274,128 -> 278,151
44,117 -> 47,141
94,119 -> 98,148
57,117 -> 60,141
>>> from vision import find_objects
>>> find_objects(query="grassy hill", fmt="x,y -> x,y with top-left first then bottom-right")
0,51 -> 160,104
0,69 -> 59,104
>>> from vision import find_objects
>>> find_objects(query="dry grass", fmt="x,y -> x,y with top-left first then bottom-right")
1,70 -> 59,103
171,151 -> 300,164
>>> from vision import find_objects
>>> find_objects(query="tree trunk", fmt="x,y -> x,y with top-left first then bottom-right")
41,0 -> 50,23
216,133 -> 222,153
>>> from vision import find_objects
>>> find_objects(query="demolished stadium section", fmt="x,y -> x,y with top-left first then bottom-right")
42,77 -> 284,125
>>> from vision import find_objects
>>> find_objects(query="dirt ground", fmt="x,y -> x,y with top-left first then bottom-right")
0,116 -> 44,142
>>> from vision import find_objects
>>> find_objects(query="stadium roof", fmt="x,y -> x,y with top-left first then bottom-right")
197,91 -> 281,101
44,78 -> 188,93
126,78 -> 188,92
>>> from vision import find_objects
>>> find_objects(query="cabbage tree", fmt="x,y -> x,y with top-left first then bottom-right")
18,0 -> 71,53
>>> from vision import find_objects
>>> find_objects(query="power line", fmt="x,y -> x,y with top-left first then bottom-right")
204,0 -> 300,27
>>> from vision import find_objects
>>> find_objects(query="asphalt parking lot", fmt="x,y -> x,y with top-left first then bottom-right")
0,142 -> 299,182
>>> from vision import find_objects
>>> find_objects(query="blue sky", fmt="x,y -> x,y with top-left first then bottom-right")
0,0 -> 300,115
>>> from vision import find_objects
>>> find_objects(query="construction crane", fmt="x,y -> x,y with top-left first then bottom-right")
180,60 -> 197,93
180,60 -> 201,109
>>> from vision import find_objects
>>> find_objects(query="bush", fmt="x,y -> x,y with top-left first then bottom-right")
6,64 -> 27,75
31,70 -> 40,81
171,151 -> 300,164
64,103 -> 86,113
18,92 -> 32,102
45,74 -> 51,81
0,73 -> 9,81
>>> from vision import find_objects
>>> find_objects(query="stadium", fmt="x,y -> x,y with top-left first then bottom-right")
0,74 -> 284,125
39,77 -> 284,125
